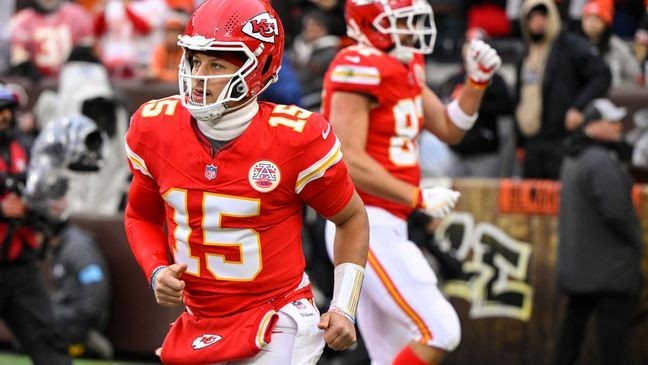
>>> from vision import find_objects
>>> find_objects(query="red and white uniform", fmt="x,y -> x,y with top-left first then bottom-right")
323,46 -> 461,364
125,98 -> 354,318
322,45 -> 427,219
95,0 -> 169,74
8,3 -> 93,76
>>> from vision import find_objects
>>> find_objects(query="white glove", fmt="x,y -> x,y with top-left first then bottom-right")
465,39 -> 502,87
419,186 -> 461,219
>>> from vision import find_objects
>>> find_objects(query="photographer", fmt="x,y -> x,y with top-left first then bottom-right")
0,83 -> 71,365
25,114 -> 112,359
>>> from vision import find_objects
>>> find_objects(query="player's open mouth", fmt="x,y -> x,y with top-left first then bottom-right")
192,89 -> 211,103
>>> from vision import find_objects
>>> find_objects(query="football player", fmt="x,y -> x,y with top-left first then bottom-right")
123,0 -> 369,364
322,1 -> 502,364
8,0 -> 93,78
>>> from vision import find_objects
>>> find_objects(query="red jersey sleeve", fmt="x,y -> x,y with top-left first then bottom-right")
296,113 -> 355,218
124,110 -> 170,282
324,46 -> 384,102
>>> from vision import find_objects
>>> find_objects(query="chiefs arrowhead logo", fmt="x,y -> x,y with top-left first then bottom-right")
192,334 -> 222,350
242,13 -> 279,44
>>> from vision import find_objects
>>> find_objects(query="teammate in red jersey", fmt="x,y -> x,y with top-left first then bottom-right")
123,0 -> 369,364
322,1 -> 502,364
8,0 -> 93,78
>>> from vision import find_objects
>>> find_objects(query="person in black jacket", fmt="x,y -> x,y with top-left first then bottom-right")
552,98 -> 642,365
49,222 -> 113,359
515,0 -> 611,180
0,83 -> 71,365
439,27 -> 513,177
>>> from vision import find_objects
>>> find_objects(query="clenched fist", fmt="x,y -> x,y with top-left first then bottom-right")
465,39 -> 502,87
152,263 -> 187,307
318,310 -> 357,351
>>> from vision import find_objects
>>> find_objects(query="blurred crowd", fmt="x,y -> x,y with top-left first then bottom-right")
0,0 -> 647,363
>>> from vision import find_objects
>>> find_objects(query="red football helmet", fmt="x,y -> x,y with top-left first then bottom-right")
178,0 -> 284,121
345,0 -> 437,55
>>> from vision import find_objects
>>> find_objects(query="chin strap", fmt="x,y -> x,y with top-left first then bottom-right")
195,100 -> 259,141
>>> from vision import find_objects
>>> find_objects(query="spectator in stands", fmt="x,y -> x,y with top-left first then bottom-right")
94,0 -> 169,78
581,0 -> 642,87
2,83 -> 38,153
304,0 -> 346,38
553,98 -> 642,365
0,83 -> 71,365
290,9 -> 340,111
514,0 -> 611,180
7,0 -> 94,80
634,0 -> 648,78
146,10 -> 188,83
33,47 -> 130,215
439,28 -> 513,177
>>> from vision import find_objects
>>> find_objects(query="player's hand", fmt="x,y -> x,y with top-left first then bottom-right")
152,263 -> 187,307
465,39 -> 502,87
420,186 -> 460,219
318,311 -> 356,351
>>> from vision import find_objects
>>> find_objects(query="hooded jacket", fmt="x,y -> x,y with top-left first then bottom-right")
515,0 -> 611,144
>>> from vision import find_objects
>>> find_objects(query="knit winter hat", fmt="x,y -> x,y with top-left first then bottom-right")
583,0 -> 614,26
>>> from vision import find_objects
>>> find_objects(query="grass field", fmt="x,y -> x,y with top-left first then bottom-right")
0,351 -> 157,365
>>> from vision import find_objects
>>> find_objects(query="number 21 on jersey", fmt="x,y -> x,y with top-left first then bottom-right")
164,189 -> 262,282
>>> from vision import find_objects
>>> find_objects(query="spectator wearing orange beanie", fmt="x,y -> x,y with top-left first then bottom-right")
147,11 -> 188,83
582,0 -> 642,86
583,0 -> 614,25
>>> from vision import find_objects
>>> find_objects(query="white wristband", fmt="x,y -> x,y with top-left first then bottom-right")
447,99 -> 478,130
329,262 -> 365,323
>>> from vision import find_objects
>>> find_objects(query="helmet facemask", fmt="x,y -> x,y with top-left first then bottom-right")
178,38 -> 259,123
375,1 -> 437,56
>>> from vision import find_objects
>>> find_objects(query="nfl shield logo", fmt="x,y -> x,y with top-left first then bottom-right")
204,164 -> 217,180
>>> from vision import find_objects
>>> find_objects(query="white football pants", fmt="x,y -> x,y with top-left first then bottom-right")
326,206 -> 461,365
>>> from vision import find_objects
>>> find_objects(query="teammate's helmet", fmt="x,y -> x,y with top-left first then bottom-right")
178,0 -> 284,122
345,0 -> 437,55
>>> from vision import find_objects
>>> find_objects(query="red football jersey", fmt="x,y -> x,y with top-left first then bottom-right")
8,3 -> 93,76
322,45 -> 427,219
125,98 -> 354,317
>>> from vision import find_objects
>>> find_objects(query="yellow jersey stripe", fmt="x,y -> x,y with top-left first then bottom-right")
125,140 -> 153,178
295,139 -> 342,194
255,310 -> 276,349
